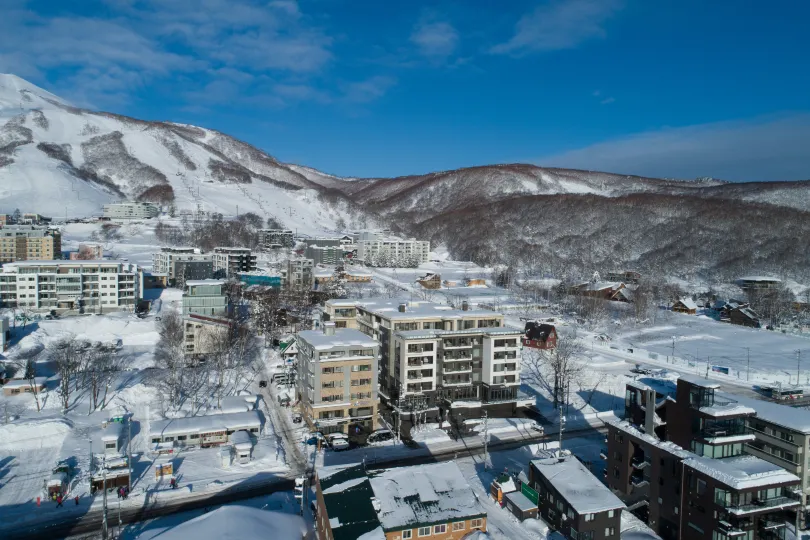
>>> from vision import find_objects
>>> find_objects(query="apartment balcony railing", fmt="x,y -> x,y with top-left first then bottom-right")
407,358 -> 433,367
444,353 -> 472,361
443,340 -> 473,349
726,495 -> 800,515
631,455 -> 651,469
443,364 -> 472,373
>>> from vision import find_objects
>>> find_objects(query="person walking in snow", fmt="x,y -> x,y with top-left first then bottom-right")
74,495 -> 79,505
56,495 -> 63,507
170,477 -> 177,489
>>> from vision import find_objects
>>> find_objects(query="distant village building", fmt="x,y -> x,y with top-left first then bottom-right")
522,321 -> 558,350
570,280 -> 628,302
212,247 -> 257,277
322,299 -> 359,329
69,243 -> 104,260
181,279 -> 228,316
2,377 -> 47,396
237,270 -> 282,288
606,270 -> 641,284
0,316 -> 8,351
282,258 -> 314,289
356,231 -> 430,266
315,461 -> 487,540
417,272 -> 442,289
729,306 -> 761,328
305,244 -> 343,265
149,410 -> 262,449
258,229 -> 294,249
102,202 -> 160,220
0,260 -> 142,312
343,267 -> 372,282
152,247 -> 213,287
736,276 -> 782,293
671,297 -> 698,315
183,314 -> 231,357
0,225 -> 61,263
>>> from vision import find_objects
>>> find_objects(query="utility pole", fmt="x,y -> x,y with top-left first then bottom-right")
705,356 -> 711,379
127,417 -> 132,489
746,348 -> 751,382
482,410 -> 489,470
671,336 -> 675,364
101,457 -> 108,540
797,350 -> 801,386
558,404 -> 565,457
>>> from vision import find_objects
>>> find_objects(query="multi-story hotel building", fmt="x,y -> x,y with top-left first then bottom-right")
355,232 -> 430,266
296,323 -> 379,435
212,247 -> 257,277
0,260 -> 142,312
606,375 -> 803,540
325,298 -> 522,412
0,225 -> 61,263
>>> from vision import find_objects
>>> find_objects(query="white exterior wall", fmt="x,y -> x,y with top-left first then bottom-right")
357,238 -> 430,264
103,202 -> 159,220
482,334 -> 521,386
399,338 -> 439,396
0,262 -> 142,311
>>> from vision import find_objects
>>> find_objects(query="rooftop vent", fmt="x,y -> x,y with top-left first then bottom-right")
398,303 -> 407,313
323,322 -> 336,336
461,301 -> 469,311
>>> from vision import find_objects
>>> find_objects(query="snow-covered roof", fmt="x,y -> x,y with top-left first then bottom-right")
368,461 -> 487,530
719,392 -> 810,434
150,411 -> 262,438
698,403 -> 756,418
608,420 -> 691,458
684,454 -> 800,490
626,378 -> 677,399
298,328 -> 378,351
217,395 -> 258,414
738,276 -> 782,283
503,490 -> 537,511
100,422 -> 123,441
3,377 -> 48,388
675,297 -> 698,310
677,374 -> 721,389
185,279 -> 225,287
530,455 -> 625,514
229,430 -> 253,450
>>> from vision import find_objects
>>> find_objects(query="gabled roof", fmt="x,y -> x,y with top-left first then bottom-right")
674,297 -> 698,310
319,465 -> 381,540
531,455 -> 625,514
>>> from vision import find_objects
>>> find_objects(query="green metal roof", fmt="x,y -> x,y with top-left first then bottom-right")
320,465 -> 381,540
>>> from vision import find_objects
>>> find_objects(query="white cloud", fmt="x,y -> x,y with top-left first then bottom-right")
539,114 -> 810,182
410,20 -> 459,58
0,0 -> 333,107
341,76 -> 397,103
491,0 -> 623,55
600,96 -> 615,104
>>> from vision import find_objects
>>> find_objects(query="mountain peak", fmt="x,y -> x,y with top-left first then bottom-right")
0,73 -> 72,111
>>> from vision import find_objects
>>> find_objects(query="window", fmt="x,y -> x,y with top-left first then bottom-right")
402,530 -> 413,539
470,518 -> 484,529
433,524 -> 446,534
613,467 -> 620,479
585,514 -> 594,522
418,526 -> 431,537
351,364 -> 371,372
697,479 -> 707,495
452,522 -> 465,531
105,442 -> 117,449
608,510 -> 615,518
605,527 -> 616,537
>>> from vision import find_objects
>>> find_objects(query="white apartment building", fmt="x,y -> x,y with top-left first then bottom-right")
282,258 -> 314,289
212,247 -> 257,277
356,232 -> 430,266
330,298 -> 522,410
152,247 -> 213,286
183,314 -> 230,358
103,202 -> 160,220
0,260 -> 142,312
296,323 -> 379,435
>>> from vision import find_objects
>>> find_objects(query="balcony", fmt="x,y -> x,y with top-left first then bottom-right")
443,364 -> 472,373
442,376 -> 472,386
717,520 -> 749,537
407,358 -> 433,367
726,495 -> 800,515
630,474 -> 649,489
631,455 -> 651,469
443,339 -> 472,349
444,353 -> 472,362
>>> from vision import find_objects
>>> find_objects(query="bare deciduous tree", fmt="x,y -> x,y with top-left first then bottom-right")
154,311 -> 185,407
49,335 -> 80,411
523,337 -> 588,410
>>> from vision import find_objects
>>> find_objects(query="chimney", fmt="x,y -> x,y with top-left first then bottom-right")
644,388 -> 657,438
461,301 -> 469,311
398,303 -> 406,313
323,322 -> 336,336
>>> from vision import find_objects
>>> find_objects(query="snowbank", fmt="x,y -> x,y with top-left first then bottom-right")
0,417 -> 72,450
146,505 -> 306,540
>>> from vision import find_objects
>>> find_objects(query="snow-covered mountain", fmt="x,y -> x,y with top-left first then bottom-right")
0,74 -> 373,234
2,74 -> 809,279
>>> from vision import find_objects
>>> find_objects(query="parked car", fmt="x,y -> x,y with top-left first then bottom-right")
326,433 -> 350,451
292,413 -> 303,424
258,380 -> 267,388
305,431 -> 325,446
367,429 -> 394,445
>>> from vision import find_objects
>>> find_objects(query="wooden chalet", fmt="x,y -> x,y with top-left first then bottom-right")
417,272 -> 441,290
671,297 -> 698,315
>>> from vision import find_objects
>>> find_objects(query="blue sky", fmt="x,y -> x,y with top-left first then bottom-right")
2,0 -> 809,181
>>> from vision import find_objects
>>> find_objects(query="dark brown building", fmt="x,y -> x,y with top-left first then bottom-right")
729,307 -> 761,328
522,321 -> 558,350
529,455 -> 625,540
606,376 -> 801,540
